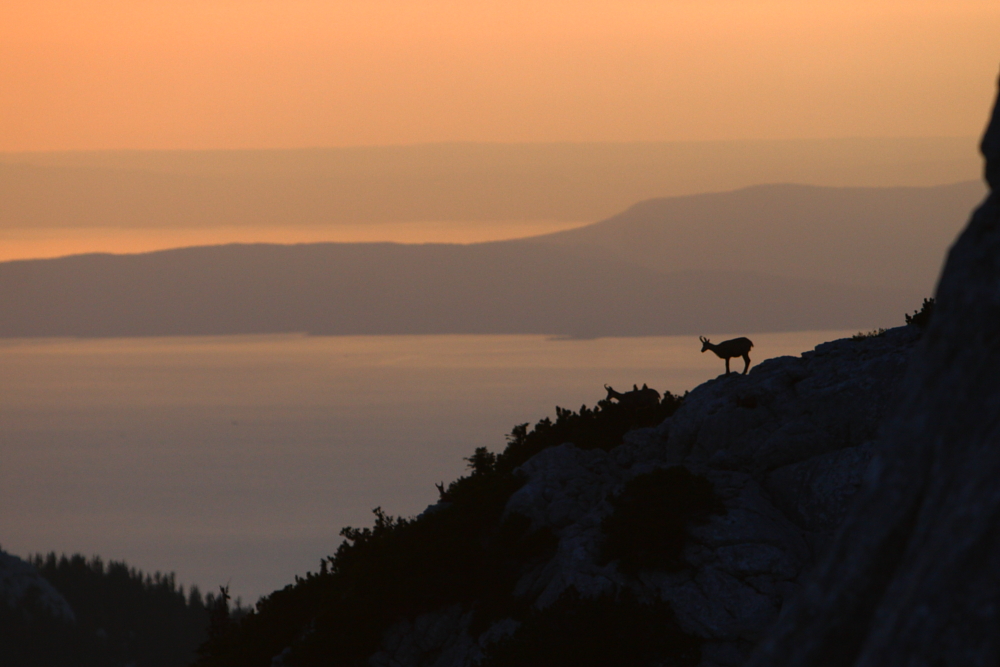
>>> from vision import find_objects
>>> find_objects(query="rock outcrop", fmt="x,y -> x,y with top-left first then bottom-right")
369,327 -> 922,667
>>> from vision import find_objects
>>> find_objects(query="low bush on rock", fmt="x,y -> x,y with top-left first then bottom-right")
479,588 -> 700,667
852,328 -> 887,340
905,297 -> 935,329
601,467 -> 726,575
499,390 -> 684,473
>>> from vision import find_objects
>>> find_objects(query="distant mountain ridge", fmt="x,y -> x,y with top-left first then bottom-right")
1,181 -> 983,338
0,245 -> 909,339
525,181 -> 985,293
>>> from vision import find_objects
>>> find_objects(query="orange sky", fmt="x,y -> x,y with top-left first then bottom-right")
1,0 -> 999,150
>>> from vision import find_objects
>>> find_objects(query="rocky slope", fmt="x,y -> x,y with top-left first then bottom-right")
364,326 -> 920,667
4,327 -> 923,667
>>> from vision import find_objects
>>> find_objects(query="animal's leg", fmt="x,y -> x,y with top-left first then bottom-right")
725,358 -> 731,375
742,353 -> 751,375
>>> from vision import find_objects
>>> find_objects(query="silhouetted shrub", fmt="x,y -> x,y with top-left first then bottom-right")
852,328 -> 887,340
479,588 -> 700,667
601,467 -> 726,574
497,389 -> 684,473
195,386 -> 686,667
466,446 -> 499,475
0,553 -> 210,667
905,298 -> 935,328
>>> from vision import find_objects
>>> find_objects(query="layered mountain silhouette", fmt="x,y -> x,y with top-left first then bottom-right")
0,182 -> 984,338
525,181 -> 985,293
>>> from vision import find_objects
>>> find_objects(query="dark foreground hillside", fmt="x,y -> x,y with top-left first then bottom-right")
191,320 -> 923,667
0,552 -> 212,667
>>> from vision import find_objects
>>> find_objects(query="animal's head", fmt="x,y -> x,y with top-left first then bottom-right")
604,384 -> 615,398
699,335 -> 711,353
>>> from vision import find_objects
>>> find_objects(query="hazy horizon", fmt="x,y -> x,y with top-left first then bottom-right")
0,137 -> 984,261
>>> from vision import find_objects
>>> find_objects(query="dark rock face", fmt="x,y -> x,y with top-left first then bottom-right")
766,442 -> 875,533
368,327 -> 922,667
746,74 -> 1000,667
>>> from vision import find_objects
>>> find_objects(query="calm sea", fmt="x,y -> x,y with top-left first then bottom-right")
0,331 -> 851,603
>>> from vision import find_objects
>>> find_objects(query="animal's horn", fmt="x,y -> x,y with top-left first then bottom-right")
699,335 -> 706,343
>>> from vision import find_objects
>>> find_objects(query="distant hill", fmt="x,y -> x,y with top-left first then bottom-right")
0,242 -> 915,338
525,181 -> 986,294
0,181 -> 982,338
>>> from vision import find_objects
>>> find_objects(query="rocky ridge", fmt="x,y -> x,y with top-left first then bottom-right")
369,325 -> 921,667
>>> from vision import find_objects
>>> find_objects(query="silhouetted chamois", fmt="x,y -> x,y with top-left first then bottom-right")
699,336 -> 754,375
604,383 -> 660,408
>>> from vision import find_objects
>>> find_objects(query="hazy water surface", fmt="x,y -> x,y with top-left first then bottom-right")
0,331 -> 851,603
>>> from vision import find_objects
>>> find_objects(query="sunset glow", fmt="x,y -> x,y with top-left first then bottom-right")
3,0 -> 999,150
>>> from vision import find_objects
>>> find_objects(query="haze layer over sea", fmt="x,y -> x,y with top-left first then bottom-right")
0,331 -> 852,603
